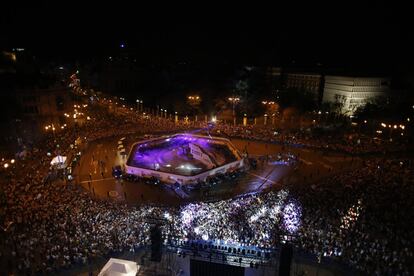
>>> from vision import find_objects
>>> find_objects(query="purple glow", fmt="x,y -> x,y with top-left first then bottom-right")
126,134 -> 237,176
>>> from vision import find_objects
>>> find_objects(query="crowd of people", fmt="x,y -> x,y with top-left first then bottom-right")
292,159 -> 414,275
210,123 -> 411,154
160,159 -> 413,275
0,93 -> 412,275
0,99 -> 198,274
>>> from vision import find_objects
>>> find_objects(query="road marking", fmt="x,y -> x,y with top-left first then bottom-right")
79,177 -> 114,184
319,162 -> 333,170
299,158 -> 313,165
247,172 -> 277,184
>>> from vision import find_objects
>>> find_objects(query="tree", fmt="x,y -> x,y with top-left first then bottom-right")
277,88 -> 318,112
333,94 -> 347,115
354,95 -> 413,121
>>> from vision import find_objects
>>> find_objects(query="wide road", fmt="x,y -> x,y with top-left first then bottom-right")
73,134 -> 363,206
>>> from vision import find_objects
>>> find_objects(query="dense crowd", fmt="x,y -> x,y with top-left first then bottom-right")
292,159 -> 414,275
160,159 -> 413,275
0,100 -> 197,274
210,123 -> 411,154
0,96 -> 412,275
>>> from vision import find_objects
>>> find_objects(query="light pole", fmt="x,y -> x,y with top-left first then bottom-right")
187,95 -> 201,122
228,97 -> 240,126
262,100 -> 277,127
136,99 -> 143,112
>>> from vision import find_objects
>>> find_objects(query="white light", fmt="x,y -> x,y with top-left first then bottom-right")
163,212 -> 172,221
4,163 -> 9,168
202,234 -> 209,241
10,159 -> 15,164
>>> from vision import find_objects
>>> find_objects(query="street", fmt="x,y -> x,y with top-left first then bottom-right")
74,135 -> 361,206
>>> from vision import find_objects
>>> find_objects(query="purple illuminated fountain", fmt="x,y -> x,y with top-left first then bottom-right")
125,133 -> 244,184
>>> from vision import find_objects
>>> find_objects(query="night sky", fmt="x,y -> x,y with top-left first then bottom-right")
1,1 -> 412,72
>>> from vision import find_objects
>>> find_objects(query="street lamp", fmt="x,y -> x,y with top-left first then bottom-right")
228,97 -> 240,116
243,113 -> 247,126
136,99 -> 143,112
228,97 -> 240,126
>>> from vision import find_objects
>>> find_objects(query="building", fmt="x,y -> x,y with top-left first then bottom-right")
264,66 -> 282,94
322,76 -> 390,114
14,84 -> 74,141
284,72 -> 323,102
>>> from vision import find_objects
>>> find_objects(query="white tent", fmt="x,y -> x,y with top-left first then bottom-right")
50,155 -> 67,169
98,258 -> 139,276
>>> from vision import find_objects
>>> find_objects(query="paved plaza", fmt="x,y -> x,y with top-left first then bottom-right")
73,133 -> 361,206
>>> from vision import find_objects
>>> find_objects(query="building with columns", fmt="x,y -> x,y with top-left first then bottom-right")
322,76 -> 390,114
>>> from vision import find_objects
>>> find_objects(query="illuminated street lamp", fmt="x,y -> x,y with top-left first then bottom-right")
228,97 -> 240,116
262,100 -> 278,126
228,97 -> 240,126
136,99 -> 143,112
187,95 -> 201,101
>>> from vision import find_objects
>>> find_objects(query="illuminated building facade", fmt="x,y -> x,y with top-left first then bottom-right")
322,76 -> 390,114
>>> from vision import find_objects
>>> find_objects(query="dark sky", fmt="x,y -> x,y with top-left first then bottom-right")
1,1 -> 412,71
